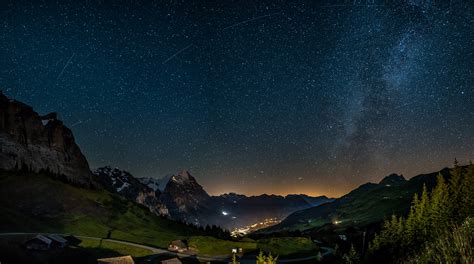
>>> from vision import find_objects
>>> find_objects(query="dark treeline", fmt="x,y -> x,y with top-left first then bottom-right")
180,221 -> 231,240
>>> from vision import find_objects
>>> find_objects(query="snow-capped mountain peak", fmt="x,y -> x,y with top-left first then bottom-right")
170,170 -> 193,184
139,175 -> 173,192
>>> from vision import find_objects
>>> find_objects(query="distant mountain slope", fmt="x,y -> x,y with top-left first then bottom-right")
0,170 -> 204,248
262,169 -> 450,233
212,193 -> 333,229
94,166 -> 169,216
0,91 -> 93,186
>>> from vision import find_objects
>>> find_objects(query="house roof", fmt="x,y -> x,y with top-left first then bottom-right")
169,240 -> 187,248
64,235 -> 82,244
48,234 -> 68,244
28,235 -> 52,245
97,255 -> 135,264
161,258 -> 182,264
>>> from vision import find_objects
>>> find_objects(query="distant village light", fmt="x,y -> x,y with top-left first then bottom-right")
222,211 -> 228,216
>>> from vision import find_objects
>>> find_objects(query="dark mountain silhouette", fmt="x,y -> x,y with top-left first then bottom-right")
0,91 -> 94,186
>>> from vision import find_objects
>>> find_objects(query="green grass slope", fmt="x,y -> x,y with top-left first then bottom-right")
187,236 -> 318,257
0,170 -> 204,248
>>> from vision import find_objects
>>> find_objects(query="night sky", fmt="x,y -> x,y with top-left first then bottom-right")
1,0 -> 473,197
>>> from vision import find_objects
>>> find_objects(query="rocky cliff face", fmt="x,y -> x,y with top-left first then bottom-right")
0,91 -> 93,186
94,166 -> 169,216
158,170 -> 214,225
96,168 -> 213,224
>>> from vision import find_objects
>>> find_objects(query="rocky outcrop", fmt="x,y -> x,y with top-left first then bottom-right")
0,91 -> 93,186
96,168 -> 211,223
94,166 -> 169,216
379,173 -> 406,186
158,170 -> 214,225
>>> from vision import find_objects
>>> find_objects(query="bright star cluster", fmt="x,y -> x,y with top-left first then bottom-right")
0,0 -> 472,197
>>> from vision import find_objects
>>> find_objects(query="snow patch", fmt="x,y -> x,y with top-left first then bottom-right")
41,118 -> 56,126
117,182 -> 130,192
138,175 -> 172,192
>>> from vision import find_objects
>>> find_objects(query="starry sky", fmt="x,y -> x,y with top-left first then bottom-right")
1,0 -> 473,197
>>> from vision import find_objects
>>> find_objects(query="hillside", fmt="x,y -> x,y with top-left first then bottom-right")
0,170 -> 325,260
262,169 -> 451,233
0,170 -> 204,248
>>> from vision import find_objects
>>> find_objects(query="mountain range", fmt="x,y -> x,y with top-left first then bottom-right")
96,166 -> 333,229
0,91 -> 331,230
0,91 -> 454,236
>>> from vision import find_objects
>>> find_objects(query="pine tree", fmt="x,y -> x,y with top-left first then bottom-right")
256,251 -> 266,264
460,161 -> 474,218
417,184 -> 430,237
334,244 -> 339,256
429,174 -> 450,233
449,159 -> 463,220
266,253 -> 277,264
403,193 -> 419,246
256,251 -> 277,264
316,251 -> 322,262
371,215 -> 398,251
342,244 -> 359,264
396,216 -> 404,243
389,214 -> 401,245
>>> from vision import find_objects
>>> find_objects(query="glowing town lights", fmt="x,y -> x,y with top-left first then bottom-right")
333,220 -> 341,225
231,218 -> 281,237
222,211 -> 228,216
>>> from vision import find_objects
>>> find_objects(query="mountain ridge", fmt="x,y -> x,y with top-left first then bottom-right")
260,167 -> 452,233
98,167 -> 333,229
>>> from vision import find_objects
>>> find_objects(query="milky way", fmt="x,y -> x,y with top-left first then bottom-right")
0,0 -> 472,196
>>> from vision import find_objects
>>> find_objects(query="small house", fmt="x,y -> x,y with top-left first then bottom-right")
48,234 -> 68,248
97,255 -> 135,264
64,235 -> 82,246
168,240 -> 188,253
25,235 -> 52,250
161,258 -> 182,264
